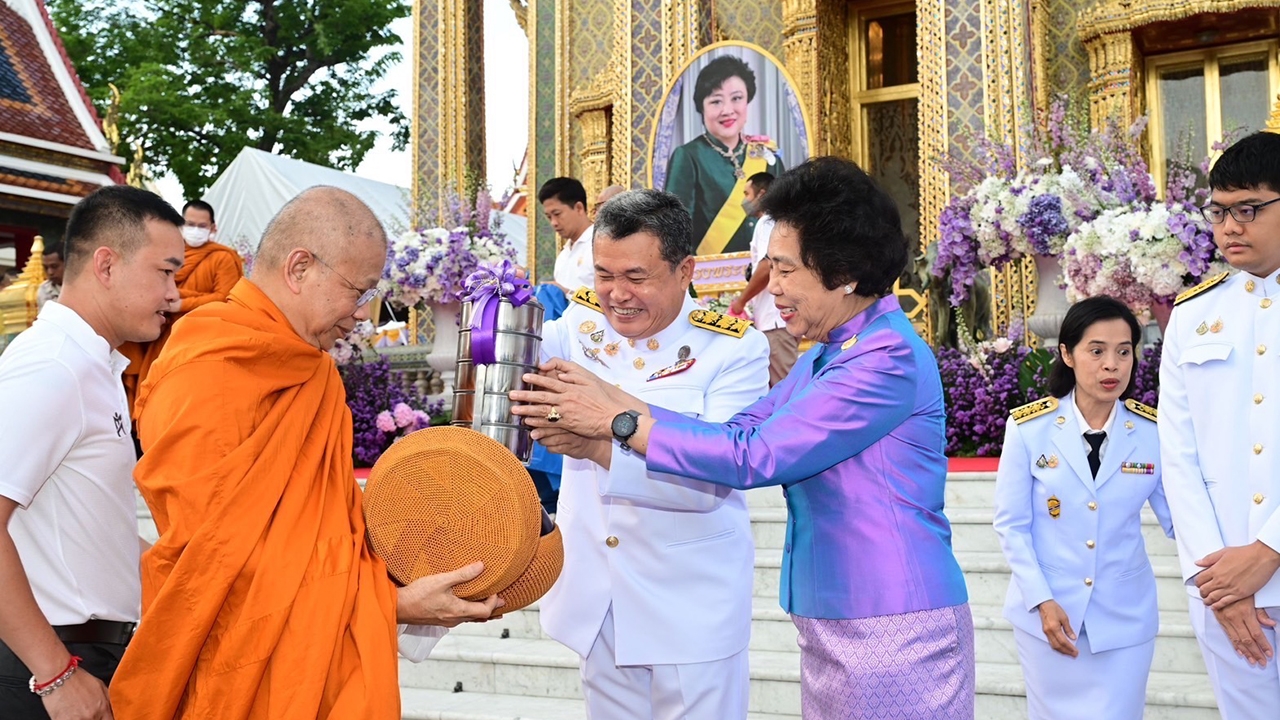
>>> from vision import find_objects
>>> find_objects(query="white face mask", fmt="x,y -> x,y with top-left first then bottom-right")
182,226 -> 211,247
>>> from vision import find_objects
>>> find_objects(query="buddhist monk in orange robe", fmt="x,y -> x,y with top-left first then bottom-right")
120,201 -> 244,415
110,187 -> 502,720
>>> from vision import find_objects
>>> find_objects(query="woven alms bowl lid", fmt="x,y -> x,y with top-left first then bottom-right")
363,426 -> 540,600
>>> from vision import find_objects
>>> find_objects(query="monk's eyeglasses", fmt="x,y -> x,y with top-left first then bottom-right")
308,251 -> 381,307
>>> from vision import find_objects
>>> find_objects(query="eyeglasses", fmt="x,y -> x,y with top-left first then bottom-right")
1200,197 -> 1280,225
308,251 -> 381,307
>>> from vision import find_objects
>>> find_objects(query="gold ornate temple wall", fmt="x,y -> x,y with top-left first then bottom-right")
415,0 -> 1280,340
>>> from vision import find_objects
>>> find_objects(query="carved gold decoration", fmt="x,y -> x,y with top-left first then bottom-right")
567,1 -> 631,202
782,2 -> 819,148
915,0 -> 949,344
508,0 -> 528,34
0,236 -> 46,337
662,0 -> 705,85
1084,31 -> 1140,128
981,0 -> 1031,152
982,0 -> 1036,339
1268,93 -> 1280,132
1078,1 -> 1280,129
1078,0 -> 1280,40
1029,0 -> 1052,115
414,0 -> 486,221
613,1 -> 633,189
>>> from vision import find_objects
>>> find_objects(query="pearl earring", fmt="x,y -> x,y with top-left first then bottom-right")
843,285 -> 853,295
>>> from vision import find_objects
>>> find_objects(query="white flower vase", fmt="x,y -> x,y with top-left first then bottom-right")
424,301 -> 461,397
1026,254 -> 1070,350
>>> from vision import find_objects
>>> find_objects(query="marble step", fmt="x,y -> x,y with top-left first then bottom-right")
957,550 -> 1192,613
401,634 -> 1216,718
750,507 -> 1178,556
977,661 -> 1218,720
456,596 -> 1205,675
969,603 -> 1204,675
400,687 -> 796,719
399,635 -> 802,716
453,596 -> 801,654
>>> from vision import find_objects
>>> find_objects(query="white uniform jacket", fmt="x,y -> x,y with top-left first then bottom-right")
994,396 -> 1175,652
538,289 -> 771,665
1159,270 -> 1280,605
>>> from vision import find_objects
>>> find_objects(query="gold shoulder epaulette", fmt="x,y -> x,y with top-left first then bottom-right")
1011,396 -> 1059,425
570,286 -> 602,312
688,309 -> 749,338
1124,398 -> 1157,422
1175,271 -> 1229,306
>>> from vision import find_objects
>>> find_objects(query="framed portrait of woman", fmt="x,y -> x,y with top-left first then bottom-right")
648,41 -> 814,259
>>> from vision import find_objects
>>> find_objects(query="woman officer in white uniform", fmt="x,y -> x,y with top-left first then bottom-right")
994,295 -> 1175,719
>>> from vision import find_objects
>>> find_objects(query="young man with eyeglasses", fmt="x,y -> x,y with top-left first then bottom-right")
1159,130 -> 1280,718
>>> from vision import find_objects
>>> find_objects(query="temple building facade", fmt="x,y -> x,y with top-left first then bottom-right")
416,0 -> 1280,341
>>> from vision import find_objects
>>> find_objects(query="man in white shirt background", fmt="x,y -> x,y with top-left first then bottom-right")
729,172 -> 798,386
539,177 -> 596,296
0,185 -> 184,720
36,239 -> 64,310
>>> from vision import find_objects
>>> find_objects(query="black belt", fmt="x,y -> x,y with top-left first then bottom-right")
53,620 -> 136,646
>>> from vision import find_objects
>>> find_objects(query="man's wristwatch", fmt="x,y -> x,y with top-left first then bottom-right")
611,410 -> 641,451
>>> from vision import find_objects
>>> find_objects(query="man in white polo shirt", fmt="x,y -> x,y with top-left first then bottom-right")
0,186 -> 184,719
539,177 -> 596,296
728,172 -> 797,386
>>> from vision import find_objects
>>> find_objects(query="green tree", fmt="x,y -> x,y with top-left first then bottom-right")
48,0 -> 410,197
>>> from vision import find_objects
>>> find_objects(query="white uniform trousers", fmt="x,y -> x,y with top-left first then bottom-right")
1188,598 -> 1280,718
1013,626 -> 1153,720
580,607 -> 749,720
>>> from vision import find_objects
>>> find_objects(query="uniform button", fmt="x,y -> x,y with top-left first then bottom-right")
1256,394 -> 1265,405
1086,540 -> 1096,549
1084,578 -> 1093,587
1255,444 -> 1264,455
605,536 -> 619,548
1088,501 -> 1098,511
1247,280 -> 1257,293
1255,494 -> 1266,505
1259,345 -> 1268,355
1264,298 -> 1274,309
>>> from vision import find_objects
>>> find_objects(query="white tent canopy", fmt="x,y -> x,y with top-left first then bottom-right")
202,147 -> 527,265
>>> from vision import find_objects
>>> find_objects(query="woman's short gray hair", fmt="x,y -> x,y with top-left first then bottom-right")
593,190 -> 694,267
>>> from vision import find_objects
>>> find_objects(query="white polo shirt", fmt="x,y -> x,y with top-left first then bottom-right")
553,224 -> 596,294
0,301 -> 141,625
748,215 -> 786,331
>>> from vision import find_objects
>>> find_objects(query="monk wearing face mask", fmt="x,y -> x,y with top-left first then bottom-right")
120,200 -> 243,416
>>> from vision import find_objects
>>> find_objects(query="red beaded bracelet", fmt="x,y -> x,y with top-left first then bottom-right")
29,655 -> 82,697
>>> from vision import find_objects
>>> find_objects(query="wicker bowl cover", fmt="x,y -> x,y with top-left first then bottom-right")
363,426 -> 560,603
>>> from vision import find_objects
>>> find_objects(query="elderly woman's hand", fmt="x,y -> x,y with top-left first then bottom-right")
510,359 -> 642,440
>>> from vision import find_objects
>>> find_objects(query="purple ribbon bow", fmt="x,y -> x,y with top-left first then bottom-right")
463,260 -> 534,365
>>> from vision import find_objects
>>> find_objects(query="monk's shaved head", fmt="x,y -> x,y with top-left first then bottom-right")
255,186 -> 387,274
597,185 -> 626,204
250,186 -> 388,350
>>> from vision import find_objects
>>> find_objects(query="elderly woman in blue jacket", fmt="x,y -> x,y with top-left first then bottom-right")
994,295 -> 1175,719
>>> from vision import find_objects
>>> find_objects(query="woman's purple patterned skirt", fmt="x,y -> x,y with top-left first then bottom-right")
792,603 -> 975,719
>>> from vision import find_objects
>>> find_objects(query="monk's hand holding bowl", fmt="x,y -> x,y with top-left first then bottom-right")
511,359 -> 643,441
396,562 -> 505,628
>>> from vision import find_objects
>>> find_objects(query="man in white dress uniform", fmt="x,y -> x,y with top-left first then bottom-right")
1159,131 -> 1280,717
532,190 -> 770,719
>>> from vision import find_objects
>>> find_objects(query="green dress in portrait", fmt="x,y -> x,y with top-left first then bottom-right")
665,134 -> 784,255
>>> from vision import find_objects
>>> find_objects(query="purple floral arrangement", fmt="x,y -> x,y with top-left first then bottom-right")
382,187 -> 518,309
932,96 -> 1155,305
340,355 -> 447,467
1130,340 -> 1162,408
938,334 -> 1164,457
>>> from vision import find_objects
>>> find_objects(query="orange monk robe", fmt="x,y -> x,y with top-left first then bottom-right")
111,278 -> 402,720
121,241 -> 244,415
